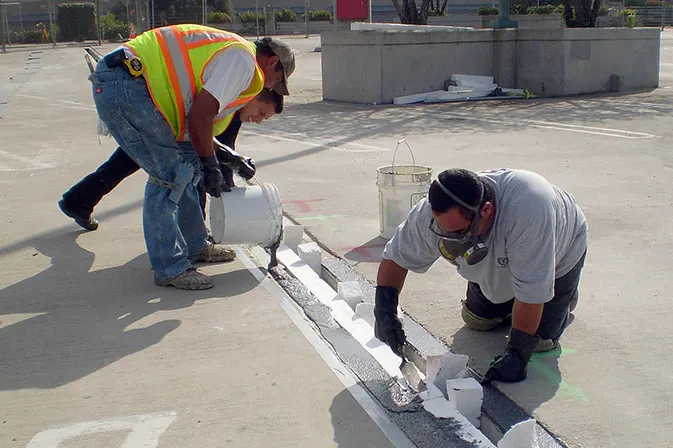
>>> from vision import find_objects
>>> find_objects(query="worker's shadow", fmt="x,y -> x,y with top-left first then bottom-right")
0,230 -> 258,391
329,387 -> 397,448
450,324 -> 563,413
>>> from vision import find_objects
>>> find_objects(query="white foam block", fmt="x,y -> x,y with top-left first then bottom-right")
355,302 -> 375,327
446,378 -> 483,428
282,225 -> 304,252
426,352 -> 469,396
297,242 -> 322,275
336,281 -> 363,310
497,419 -> 539,448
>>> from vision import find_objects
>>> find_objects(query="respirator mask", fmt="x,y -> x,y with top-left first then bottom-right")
429,178 -> 489,266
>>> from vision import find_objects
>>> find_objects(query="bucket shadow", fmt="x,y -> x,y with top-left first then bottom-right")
343,237 -> 389,264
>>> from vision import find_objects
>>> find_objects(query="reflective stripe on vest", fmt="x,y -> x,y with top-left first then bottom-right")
125,25 -> 265,141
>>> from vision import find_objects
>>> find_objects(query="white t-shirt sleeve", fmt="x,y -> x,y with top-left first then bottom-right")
201,48 -> 256,114
381,199 -> 441,273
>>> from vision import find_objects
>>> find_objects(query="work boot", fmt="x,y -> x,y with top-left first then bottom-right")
461,300 -> 504,331
194,241 -> 236,263
58,199 -> 98,231
155,268 -> 213,290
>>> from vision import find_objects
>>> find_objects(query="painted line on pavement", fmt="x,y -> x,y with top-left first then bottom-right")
0,148 -> 53,171
414,110 -> 658,139
236,246 -> 417,448
240,129 -> 392,153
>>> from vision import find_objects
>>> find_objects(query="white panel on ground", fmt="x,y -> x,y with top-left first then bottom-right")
497,419 -> 540,448
355,302 -> 375,327
393,90 -> 446,105
450,74 -> 495,85
283,224 -> 304,252
446,378 -> 484,428
297,242 -> 322,274
336,281 -> 364,310
426,352 -> 469,396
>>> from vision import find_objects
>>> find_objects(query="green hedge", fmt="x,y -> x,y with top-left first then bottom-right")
275,7 -> 297,22
309,10 -> 333,21
99,12 -> 128,41
478,6 -> 499,15
58,3 -> 96,42
239,11 -> 265,25
208,11 -> 233,23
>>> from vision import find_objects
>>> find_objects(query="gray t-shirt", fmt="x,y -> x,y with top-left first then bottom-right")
382,169 -> 588,304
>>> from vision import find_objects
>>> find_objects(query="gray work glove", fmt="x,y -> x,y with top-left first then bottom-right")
374,286 -> 406,357
199,155 -> 224,198
482,328 -> 540,383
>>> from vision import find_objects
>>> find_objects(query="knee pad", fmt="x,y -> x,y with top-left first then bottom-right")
461,300 -> 504,331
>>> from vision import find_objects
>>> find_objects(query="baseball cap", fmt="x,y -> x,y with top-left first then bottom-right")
266,38 -> 295,96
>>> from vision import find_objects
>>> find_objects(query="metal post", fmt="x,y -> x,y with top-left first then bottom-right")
47,0 -> 56,48
255,0 -> 259,39
203,0 -> 207,25
304,0 -> 309,37
0,4 -> 7,54
368,0 -> 372,22
496,0 -> 517,28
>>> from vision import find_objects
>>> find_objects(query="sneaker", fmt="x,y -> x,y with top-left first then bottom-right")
58,199 -> 98,231
194,241 -> 236,263
155,268 -> 213,290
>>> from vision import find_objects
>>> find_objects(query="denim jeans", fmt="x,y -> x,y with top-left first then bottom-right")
89,58 -> 207,281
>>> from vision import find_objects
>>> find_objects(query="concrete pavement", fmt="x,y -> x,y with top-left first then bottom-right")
0,41 -> 398,448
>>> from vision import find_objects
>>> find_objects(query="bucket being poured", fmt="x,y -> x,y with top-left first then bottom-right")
376,139 -> 432,240
209,182 -> 283,249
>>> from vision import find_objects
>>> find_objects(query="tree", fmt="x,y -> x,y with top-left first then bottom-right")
391,0 -> 431,24
562,0 -> 602,27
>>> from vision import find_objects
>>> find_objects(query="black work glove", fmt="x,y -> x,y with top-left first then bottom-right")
219,163 -> 235,192
215,146 -> 256,180
199,155 -> 224,198
373,286 -> 406,357
482,328 -> 540,384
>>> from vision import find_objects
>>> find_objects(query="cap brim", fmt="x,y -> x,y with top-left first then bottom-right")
274,68 -> 290,96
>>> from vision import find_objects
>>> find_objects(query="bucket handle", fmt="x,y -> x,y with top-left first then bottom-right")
390,139 -> 416,187
392,139 -> 416,169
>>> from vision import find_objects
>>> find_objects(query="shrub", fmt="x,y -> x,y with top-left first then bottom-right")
10,29 -> 45,44
58,3 -> 96,42
208,11 -> 233,23
309,10 -> 333,20
478,6 -> 499,15
527,5 -> 555,14
621,8 -> 637,16
239,10 -> 265,25
275,7 -> 297,22
509,4 -> 526,14
99,12 -> 128,40
554,4 -> 576,21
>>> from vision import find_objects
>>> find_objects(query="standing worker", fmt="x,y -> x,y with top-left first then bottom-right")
59,89 -> 284,230
373,168 -> 588,383
88,25 -> 295,290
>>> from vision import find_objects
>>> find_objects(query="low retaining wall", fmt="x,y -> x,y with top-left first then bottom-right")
321,26 -> 660,103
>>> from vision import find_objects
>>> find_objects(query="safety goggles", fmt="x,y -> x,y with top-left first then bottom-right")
429,217 -> 473,243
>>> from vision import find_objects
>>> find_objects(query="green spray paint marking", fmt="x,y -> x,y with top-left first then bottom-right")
295,214 -> 344,222
530,347 -> 590,402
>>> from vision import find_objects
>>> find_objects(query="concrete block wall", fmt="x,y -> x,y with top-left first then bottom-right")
517,28 -> 661,95
321,26 -> 661,103
321,29 -> 497,103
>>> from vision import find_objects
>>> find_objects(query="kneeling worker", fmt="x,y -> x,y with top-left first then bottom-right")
373,168 -> 588,383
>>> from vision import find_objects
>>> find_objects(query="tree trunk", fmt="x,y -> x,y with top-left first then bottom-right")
589,0 -> 601,27
563,0 -> 575,27
392,0 -> 431,24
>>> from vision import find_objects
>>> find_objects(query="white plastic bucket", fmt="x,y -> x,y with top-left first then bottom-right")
376,139 -> 432,240
209,183 -> 283,248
